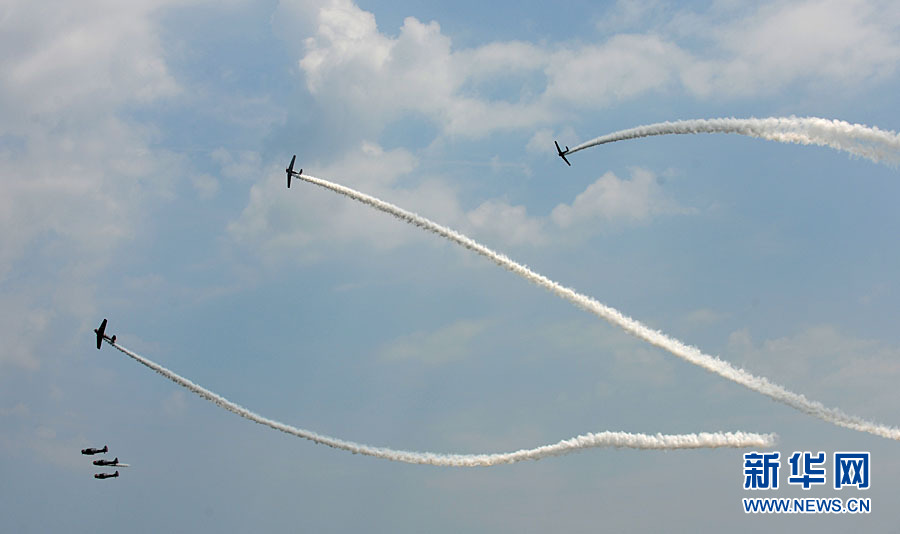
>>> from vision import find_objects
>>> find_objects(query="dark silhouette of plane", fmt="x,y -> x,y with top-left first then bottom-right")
555,141 -> 571,166
286,155 -> 302,188
94,318 -> 116,350
94,471 -> 119,480
82,445 -> 108,455
93,457 -> 121,467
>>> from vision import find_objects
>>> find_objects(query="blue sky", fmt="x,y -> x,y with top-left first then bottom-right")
2,0 -> 899,531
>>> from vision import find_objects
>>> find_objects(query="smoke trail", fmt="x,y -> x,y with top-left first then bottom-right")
565,117 -> 900,166
295,173 -> 900,441
107,341 -> 773,465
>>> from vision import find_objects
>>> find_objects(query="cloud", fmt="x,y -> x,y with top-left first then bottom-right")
192,173 -> 220,199
293,0 -> 690,140
0,424 -> 89,471
233,138 -> 701,265
551,168 -> 692,228
228,145 -> 692,269
162,390 -> 188,418
379,319 -> 490,365
292,0 -> 900,150
465,200 -> 548,246
211,148 -> 263,182
526,126 -> 578,156
0,0 -> 189,369
0,403 -> 29,418
0,302 -> 48,370
728,325 -> 900,415
227,141 -> 449,263
682,308 -> 727,328
680,0 -> 900,96
1,1 -> 180,121
299,2 -> 455,134
543,34 -> 688,106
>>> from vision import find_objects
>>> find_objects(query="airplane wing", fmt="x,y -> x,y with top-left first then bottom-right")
95,319 -> 107,350
286,155 -> 297,188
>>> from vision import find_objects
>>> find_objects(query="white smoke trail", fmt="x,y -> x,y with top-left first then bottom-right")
295,173 -> 900,441
107,341 -> 773,465
565,117 -> 900,166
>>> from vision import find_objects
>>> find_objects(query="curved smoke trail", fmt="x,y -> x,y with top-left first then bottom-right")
565,117 -> 900,166
295,172 -> 900,441
107,341 -> 773,465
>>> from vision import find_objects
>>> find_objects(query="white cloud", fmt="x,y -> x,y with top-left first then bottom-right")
229,152 -> 692,268
596,0 -> 672,34
551,168 -> 692,228
211,148 -> 263,182
682,308 -> 727,328
293,0 -> 690,140
680,0 -> 900,96
162,390 -> 188,418
379,319 -> 490,365
0,0 -> 189,369
465,200 -> 548,246
292,0 -> 900,147
1,1 -> 180,121
543,34 -> 688,106
526,127 -> 578,155
728,325 -> 900,415
227,141 -> 449,263
0,302 -> 48,370
192,173 -> 220,199
0,424 -> 90,471
299,2 -> 456,134
0,403 -> 29,418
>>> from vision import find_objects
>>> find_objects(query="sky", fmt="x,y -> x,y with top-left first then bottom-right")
2,0 -> 899,531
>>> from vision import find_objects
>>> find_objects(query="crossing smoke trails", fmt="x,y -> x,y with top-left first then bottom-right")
107,341 -> 774,465
295,173 -> 900,441
566,117 -> 900,166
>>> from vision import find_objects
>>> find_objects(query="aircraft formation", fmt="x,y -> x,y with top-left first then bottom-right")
81,442 -> 129,480
87,319 -> 129,480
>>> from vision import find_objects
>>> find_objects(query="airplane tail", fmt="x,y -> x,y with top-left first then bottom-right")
103,446 -> 108,453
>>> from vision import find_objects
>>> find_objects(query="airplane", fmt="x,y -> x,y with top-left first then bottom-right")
81,445 -> 108,455
286,155 -> 302,188
555,141 -> 571,166
94,318 -> 116,350
93,457 -> 128,467
94,471 -> 119,480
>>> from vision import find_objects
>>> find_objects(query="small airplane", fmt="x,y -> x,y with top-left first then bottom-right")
94,318 -> 116,350
94,471 -> 119,480
82,445 -> 108,455
555,141 -> 571,166
286,155 -> 302,188
93,457 -> 128,467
